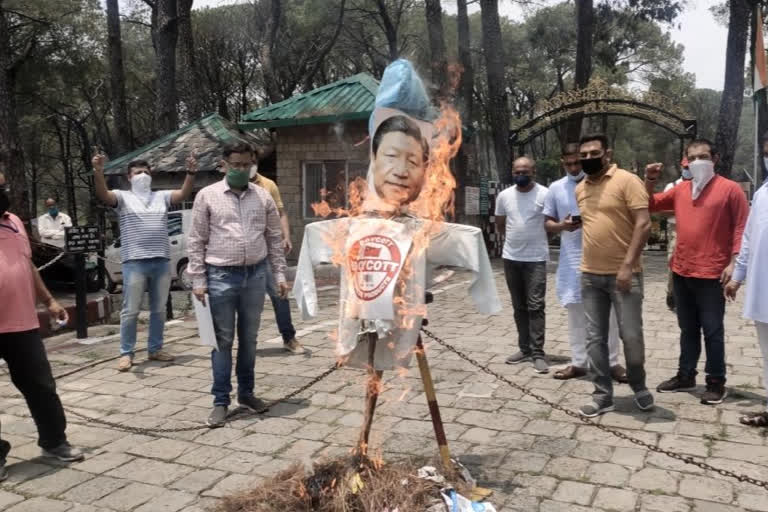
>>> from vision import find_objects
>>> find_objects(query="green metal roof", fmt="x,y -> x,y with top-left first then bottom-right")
239,73 -> 379,129
104,113 -> 263,175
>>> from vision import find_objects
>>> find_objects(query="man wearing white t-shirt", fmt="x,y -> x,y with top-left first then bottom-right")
495,157 -> 550,373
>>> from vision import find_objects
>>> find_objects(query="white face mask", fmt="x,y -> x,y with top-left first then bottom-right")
567,170 -> 585,182
130,173 -> 152,197
688,159 -> 715,200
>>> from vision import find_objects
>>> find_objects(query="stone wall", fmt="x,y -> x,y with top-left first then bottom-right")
275,121 -> 369,262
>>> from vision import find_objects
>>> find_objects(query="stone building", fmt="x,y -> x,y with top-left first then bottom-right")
240,73 -> 378,260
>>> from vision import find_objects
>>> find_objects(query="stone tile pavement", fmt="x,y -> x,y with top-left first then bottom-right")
1,252 -> 767,511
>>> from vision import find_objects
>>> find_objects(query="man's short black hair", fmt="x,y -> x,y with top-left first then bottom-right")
127,160 -> 151,173
579,134 -> 610,151
372,115 -> 429,161
687,138 -> 719,156
223,142 -> 253,159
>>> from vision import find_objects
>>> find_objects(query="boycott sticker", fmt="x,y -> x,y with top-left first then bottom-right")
348,235 -> 403,301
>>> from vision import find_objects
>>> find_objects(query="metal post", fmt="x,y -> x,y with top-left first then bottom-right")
415,335 -> 452,469
75,253 -> 88,339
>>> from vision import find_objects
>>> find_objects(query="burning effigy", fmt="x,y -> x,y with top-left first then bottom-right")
215,60 -> 500,512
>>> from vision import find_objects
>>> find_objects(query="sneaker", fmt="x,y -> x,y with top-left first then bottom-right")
701,377 -> 728,405
505,351 -> 532,365
238,395 -> 269,414
42,442 -> 84,462
634,390 -> 655,411
148,350 -> 175,362
117,355 -> 132,372
533,358 -> 549,374
206,405 -> 228,428
283,338 -> 305,354
579,402 -> 615,418
656,373 -> 696,393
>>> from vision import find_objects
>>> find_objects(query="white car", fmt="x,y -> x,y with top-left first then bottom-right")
105,210 -> 193,293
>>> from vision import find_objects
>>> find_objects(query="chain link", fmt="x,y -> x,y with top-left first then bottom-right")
36,252 -> 66,271
64,364 -> 339,435
420,328 -> 768,492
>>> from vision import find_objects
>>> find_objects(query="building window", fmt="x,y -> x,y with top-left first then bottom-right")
302,160 -> 367,218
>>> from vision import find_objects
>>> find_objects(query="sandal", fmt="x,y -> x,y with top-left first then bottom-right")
611,365 -> 629,384
554,365 -> 587,380
739,411 -> 768,428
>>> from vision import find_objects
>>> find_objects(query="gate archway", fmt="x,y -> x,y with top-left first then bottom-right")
508,79 -> 697,158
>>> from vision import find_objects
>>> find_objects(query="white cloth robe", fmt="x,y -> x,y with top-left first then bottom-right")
733,182 -> 768,323
293,216 -> 502,370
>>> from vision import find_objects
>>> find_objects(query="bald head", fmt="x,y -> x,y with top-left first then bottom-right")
513,156 -> 535,170
45,198 -> 57,208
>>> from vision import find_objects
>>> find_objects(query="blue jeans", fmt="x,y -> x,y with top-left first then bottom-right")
582,272 -> 648,406
120,258 -> 172,356
673,273 -> 726,379
208,262 -> 267,407
266,266 -> 295,342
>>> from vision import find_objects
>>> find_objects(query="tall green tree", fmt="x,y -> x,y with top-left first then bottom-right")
715,0 -> 751,177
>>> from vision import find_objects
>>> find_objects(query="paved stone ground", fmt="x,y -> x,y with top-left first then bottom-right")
1,252 -> 767,511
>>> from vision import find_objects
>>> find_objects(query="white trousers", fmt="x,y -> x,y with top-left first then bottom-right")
756,322 -> 768,412
567,302 -> 621,368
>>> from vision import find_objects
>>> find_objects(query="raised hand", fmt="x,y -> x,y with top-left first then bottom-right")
645,163 -> 663,181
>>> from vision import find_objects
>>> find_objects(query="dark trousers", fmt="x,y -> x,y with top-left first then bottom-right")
503,259 -> 546,358
673,273 -> 726,379
0,329 -> 67,458
582,272 -> 647,405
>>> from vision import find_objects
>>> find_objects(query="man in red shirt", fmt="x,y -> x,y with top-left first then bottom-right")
0,171 -> 84,481
645,139 -> 749,405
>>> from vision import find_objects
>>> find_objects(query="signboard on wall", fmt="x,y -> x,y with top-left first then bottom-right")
465,186 -> 480,215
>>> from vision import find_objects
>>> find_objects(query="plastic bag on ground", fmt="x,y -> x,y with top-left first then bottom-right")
440,488 -> 497,512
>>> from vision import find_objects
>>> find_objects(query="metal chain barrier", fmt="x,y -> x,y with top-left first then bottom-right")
420,327 -> 768,492
36,252 -> 66,271
63,363 -> 340,435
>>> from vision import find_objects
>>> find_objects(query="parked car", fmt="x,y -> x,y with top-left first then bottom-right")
105,209 -> 193,293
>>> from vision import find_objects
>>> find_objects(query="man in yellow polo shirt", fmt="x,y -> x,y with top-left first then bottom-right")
575,134 -> 653,417
249,152 -> 303,354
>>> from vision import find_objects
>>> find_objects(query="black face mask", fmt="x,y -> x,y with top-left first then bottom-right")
580,157 -> 604,175
0,189 -> 9,217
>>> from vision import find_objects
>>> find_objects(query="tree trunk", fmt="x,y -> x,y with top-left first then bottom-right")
457,0 -> 473,122
425,0 -> 448,98
177,0 -> 201,121
480,0 -> 511,182
566,0 -> 594,143
106,0 -> 131,154
0,4 -> 29,219
154,0 -> 179,134
374,0 -> 399,61
715,0 -> 750,178
260,0 -> 283,104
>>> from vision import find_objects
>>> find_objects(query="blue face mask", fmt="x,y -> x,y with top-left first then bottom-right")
514,175 -> 532,188
681,168 -> 692,180
48,207 -> 58,217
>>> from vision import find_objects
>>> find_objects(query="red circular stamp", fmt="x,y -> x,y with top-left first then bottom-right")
348,235 -> 403,301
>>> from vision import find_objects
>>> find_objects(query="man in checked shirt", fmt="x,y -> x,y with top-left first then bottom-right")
188,142 -> 288,428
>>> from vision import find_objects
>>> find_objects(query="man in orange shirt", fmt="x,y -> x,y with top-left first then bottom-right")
0,171 -> 84,481
575,134 -> 653,417
645,139 -> 749,405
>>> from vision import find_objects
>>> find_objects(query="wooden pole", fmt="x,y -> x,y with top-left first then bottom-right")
358,332 -> 383,457
415,335 -> 452,469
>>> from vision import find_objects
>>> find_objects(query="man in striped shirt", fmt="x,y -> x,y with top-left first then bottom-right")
187,142 -> 288,428
94,153 -> 197,371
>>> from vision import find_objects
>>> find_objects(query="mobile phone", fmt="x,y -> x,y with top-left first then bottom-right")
571,215 -> 582,223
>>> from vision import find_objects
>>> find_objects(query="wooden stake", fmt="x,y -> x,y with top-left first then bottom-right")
358,332 -> 383,457
415,335 -> 452,469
